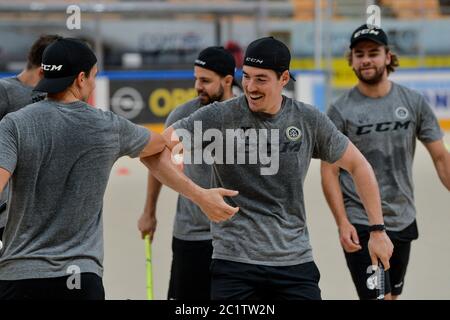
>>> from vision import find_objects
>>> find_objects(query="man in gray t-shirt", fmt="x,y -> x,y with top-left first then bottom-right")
163,37 -> 393,300
321,24 -> 450,300
0,38 -> 238,300
138,46 -> 238,300
0,34 -> 59,241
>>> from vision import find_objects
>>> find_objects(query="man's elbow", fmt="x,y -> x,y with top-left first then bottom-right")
140,134 -> 168,158
140,146 -> 172,170
435,155 -> 450,191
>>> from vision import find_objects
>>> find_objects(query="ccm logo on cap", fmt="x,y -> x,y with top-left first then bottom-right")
354,28 -> 380,38
195,59 -> 206,66
41,63 -> 63,71
245,57 -> 263,64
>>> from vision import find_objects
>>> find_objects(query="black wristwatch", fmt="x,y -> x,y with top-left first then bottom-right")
369,224 -> 386,232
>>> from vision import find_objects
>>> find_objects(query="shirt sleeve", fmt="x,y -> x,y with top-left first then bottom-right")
416,95 -> 443,143
326,103 -> 346,133
313,110 -> 349,163
113,112 -> 151,158
170,102 -> 224,160
0,115 -> 18,174
164,105 -> 188,129
171,101 -> 223,134
0,82 -> 10,119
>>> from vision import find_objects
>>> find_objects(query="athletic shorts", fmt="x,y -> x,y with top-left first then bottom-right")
210,259 -> 322,300
167,237 -> 213,300
0,273 -> 104,300
344,221 -> 418,299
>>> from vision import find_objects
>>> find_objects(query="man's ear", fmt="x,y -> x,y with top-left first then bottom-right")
281,70 -> 290,86
75,71 -> 85,87
385,50 -> 392,66
223,74 -> 233,88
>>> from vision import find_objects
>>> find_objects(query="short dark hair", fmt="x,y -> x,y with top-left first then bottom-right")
275,70 -> 291,79
81,65 -> 94,79
27,34 -> 62,69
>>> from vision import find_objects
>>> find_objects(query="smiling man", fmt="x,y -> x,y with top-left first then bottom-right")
138,46 -> 237,300
163,37 -> 393,300
321,24 -> 450,300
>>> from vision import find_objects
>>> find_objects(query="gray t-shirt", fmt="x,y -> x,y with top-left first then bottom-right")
0,77 -> 46,118
0,99 -> 150,280
328,82 -> 443,231
173,95 -> 348,266
0,77 -> 46,229
165,98 -> 212,241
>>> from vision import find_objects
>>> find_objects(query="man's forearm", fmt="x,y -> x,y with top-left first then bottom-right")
349,161 -> 384,225
435,154 -> 450,191
140,147 -> 204,205
424,140 -> 450,191
334,143 -> 384,226
320,162 -> 351,227
143,172 -> 163,216
334,144 -> 392,268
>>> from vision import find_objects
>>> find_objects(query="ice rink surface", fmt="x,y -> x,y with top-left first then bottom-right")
103,133 -> 450,300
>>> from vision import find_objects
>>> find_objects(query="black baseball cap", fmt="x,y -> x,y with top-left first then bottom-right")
350,24 -> 388,49
194,46 -> 240,88
195,46 -> 236,77
243,37 -> 296,81
34,37 -> 97,94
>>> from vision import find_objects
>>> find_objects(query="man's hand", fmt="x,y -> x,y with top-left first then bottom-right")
338,221 -> 362,253
141,148 -> 240,223
193,188 -> 240,223
138,209 -> 157,241
368,231 -> 394,270
172,152 -> 184,172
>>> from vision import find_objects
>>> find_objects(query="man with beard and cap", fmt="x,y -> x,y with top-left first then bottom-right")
138,46 -> 238,300
161,36 -> 393,300
321,24 -> 450,300
0,38 -> 238,300
0,34 -> 60,247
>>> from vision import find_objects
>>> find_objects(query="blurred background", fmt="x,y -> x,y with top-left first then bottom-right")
1,0 -> 449,130
1,0 -> 449,300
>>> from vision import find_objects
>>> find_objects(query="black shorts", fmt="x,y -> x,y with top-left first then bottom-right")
168,237 -> 213,300
0,273 -> 104,300
344,221 -> 418,299
0,227 -> 3,242
210,259 -> 322,300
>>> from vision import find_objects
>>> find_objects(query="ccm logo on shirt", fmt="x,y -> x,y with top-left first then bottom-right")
356,120 -> 411,135
41,63 -> 63,71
